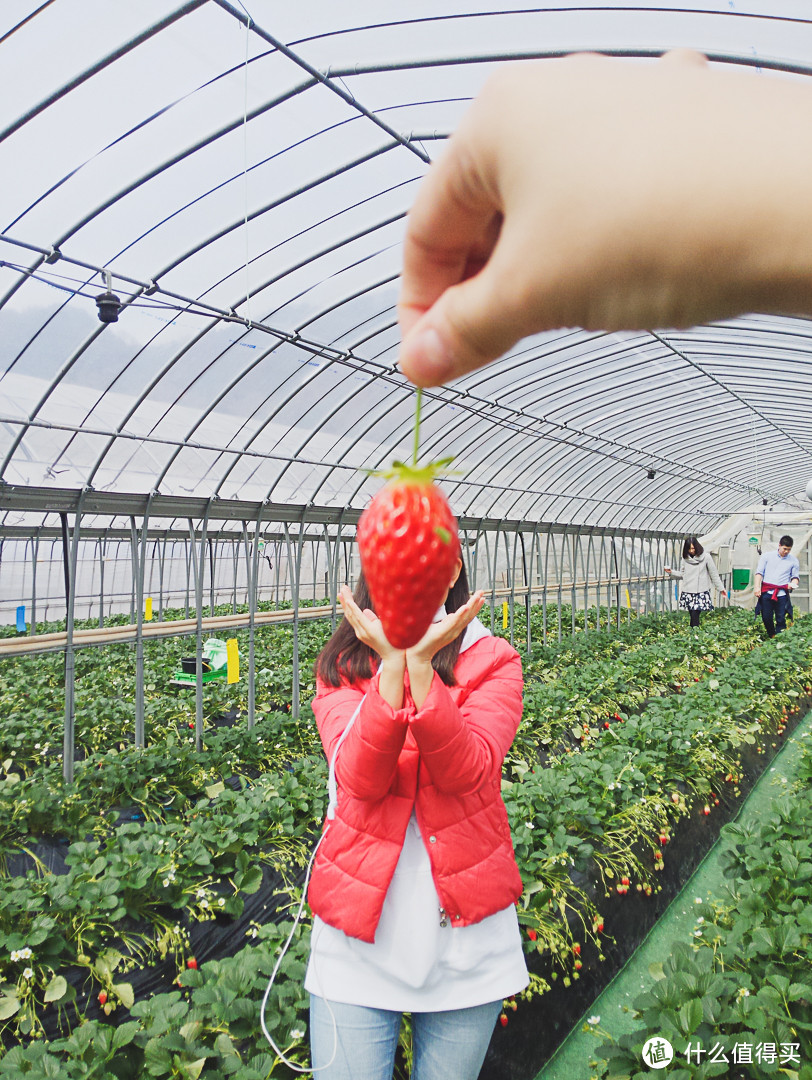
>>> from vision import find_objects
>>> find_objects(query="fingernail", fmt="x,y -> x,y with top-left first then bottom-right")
403,328 -> 453,385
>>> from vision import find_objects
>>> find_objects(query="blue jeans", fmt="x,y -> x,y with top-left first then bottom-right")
760,592 -> 792,636
309,994 -> 502,1080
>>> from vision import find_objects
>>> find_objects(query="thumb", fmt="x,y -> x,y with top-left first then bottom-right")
398,255 -> 529,387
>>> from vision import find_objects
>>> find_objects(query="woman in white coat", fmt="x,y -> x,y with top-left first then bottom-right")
665,538 -> 725,628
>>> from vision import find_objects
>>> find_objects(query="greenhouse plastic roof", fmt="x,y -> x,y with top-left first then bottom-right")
2,1 -> 812,535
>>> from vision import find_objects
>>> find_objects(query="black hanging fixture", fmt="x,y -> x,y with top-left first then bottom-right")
95,268 -> 122,323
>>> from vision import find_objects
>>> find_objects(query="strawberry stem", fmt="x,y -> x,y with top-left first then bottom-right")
413,388 -> 422,467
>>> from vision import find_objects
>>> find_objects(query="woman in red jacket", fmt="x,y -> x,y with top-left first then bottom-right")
305,557 -> 528,1080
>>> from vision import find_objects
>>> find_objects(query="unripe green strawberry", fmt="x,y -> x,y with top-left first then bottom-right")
358,462 -> 460,649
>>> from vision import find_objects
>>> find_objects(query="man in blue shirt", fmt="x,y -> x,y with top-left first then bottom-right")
754,536 -> 801,637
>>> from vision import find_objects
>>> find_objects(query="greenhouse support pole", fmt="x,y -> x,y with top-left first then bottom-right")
61,497 -> 86,784
243,504 -> 264,730
155,534 -> 166,622
541,527 -> 553,645
503,528 -> 515,645
188,517 -> 207,751
611,535 -> 621,630
566,532 -> 577,636
291,513 -> 309,722
585,530 -> 597,634
231,539 -> 238,614
132,498 -> 153,749
482,529 -> 496,629
516,530 -> 530,656
596,535 -> 609,630
549,532 -> 562,643
619,532 -> 631,625
184,540 -> 192,620
208,537 -> 216,617
466,522 -> 481,593
327,517 -> 346,629
96,535 -> 106,628
240,524 -> 254,729
526,525 -> 540,656
29,534 -> 39,634
281,523 -> 297,716
129,518 -> 143,747
61,513 -> 75,783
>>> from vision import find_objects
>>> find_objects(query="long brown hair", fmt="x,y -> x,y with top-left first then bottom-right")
315,562 -> 471,688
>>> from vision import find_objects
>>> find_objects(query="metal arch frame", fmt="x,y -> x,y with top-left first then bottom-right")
473,342 -> 785,507
174,287 -> 406,503
1,31 -> 812,533
286,7 -> 812,57
3,235 -> 799,527
0,2 -> 209,148
448,326 -> 795,503
146,139 -> 404,287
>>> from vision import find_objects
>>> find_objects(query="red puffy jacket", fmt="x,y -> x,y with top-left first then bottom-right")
308,634 -> 524,943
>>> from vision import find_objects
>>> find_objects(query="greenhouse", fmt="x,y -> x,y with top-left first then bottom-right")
1,2 -> 811,1079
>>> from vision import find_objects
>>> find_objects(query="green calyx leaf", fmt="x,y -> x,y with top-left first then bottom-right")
363,457 -> 456,485
434,526 -> 452,545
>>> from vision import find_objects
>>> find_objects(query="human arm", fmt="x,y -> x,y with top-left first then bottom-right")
789,558 -> 801,590
754,554 -> 768,597
336,585 -> 405,709
406,590 -> 486,707
398,51 -> 812,387
310,586 -> 412,801
409,637 -> 523,797
312,678 -> 412,802
705,555 -> 725,593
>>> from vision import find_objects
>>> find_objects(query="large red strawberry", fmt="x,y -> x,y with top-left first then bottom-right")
357,461 -> 460,649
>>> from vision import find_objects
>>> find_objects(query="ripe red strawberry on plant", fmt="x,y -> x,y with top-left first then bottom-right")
357,459 -> 460,649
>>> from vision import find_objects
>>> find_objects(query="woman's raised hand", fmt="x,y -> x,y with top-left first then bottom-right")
338,585 -> 405,664
408,591 -> 486,663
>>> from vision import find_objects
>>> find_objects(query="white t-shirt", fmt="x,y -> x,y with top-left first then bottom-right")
304,812 -> 529,1011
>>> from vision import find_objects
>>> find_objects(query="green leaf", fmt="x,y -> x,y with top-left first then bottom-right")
114,981 -> 135,1009
112,1021 -> 141,1050
0,993 -> 21,1019
239,864 -> 263,894
677,997 -> 703,1036
43,975 -> 68,1003
178,1057 -> 207,1080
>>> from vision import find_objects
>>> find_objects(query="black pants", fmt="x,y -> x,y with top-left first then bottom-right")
760,593 -> 791,637
689,609 -> 701,628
